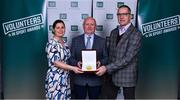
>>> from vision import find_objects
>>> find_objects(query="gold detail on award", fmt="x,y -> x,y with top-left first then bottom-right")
86,65 -> 92,70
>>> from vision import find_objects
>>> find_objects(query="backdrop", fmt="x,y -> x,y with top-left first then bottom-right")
47,0 -> 137,45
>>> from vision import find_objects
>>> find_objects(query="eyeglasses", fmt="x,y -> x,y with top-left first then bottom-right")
117,13 -> 130,17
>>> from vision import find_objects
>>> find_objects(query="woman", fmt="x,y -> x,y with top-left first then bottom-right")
45,19 -> 82,99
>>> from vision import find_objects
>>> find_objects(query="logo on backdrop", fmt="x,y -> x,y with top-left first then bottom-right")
141,15 -> 180,38
71,1 -> 78,7
106,14 -> 113,19
117,2 -> 124,8
48,1 -> 56,7
96,2 -> 103,8
71,25 -> 79,32
2,13 -> 44,37
96,25 -> 103,32
60,13 -> 67,19
81,14 -> 89,19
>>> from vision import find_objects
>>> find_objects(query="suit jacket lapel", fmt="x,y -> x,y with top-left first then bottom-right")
92,34 -> 97,49
81,34 -> 86,48
117,24 -> 135,47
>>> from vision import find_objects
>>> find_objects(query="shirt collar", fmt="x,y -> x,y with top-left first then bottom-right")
118,23 -> 131,35
84,33 -> 94,38
119,23 -> 131,30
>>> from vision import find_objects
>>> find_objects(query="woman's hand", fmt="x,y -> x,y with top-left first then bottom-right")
72,66 -> 84,74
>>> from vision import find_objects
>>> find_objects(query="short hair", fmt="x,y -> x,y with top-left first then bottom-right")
118,5 -> 131,13
83,17 -> 96,26
52,19 -> 65,34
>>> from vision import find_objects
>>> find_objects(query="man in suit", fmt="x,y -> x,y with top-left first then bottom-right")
96,5 -> 141,99
69,17 -> 108,99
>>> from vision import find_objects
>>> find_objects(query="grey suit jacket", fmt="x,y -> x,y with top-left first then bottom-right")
69,34 -> 108,86
106,24 -> 142,87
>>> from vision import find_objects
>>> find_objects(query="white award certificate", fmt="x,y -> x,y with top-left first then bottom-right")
82,50 -> 96,71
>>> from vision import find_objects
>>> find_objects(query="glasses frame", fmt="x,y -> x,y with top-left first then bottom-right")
117,13 -> 131,17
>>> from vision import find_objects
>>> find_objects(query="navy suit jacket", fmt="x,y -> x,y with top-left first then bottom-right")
69,34 -> 108,86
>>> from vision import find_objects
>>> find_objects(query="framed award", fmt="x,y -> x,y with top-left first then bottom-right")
81,50 -> 97,71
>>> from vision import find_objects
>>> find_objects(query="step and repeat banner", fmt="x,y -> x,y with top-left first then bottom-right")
0,0 -> 179,99
47,0 -> 92,46
47,0 -> 137,45
47,1 -> 137,99
93,0 -> 137,38
137,0 -> 180,98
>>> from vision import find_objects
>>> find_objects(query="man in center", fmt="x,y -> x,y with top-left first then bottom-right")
69,17 -> 108,99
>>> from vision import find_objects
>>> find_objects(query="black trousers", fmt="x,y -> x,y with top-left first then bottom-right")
73,84 -> 101,99
122,87 -> 135,100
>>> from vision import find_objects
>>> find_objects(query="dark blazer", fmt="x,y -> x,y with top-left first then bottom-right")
106,24 -> 142,87
69,34 -> 108,86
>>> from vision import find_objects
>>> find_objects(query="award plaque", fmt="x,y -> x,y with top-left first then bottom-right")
81,50 -> 96,71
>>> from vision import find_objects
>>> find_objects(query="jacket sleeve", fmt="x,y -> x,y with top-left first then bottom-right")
106,31 -> 142,74
99,39 -> 108,65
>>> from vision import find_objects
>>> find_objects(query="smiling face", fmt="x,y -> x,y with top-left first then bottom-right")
117,7 -> 131,27
53,22 -> 65,38
83,17 -> 96,35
